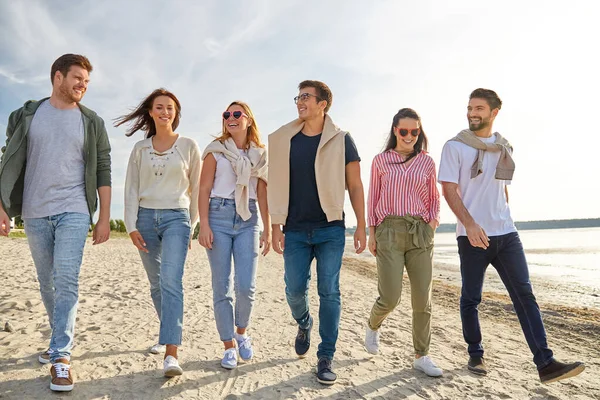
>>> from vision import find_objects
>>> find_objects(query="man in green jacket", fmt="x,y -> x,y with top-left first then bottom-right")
0,54 -> 112,392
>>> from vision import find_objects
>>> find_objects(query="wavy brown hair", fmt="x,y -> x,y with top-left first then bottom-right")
214,101 -> 264,148
114,88 -> 181,138
383,108 -> 429,164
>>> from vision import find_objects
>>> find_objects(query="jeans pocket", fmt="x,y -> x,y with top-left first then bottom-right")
209,199 -> 222,212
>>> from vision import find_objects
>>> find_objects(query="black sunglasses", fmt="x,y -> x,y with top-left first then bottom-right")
397,128 -> 420,137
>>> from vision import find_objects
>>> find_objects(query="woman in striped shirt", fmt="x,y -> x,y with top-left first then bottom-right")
364,108 -> 443,377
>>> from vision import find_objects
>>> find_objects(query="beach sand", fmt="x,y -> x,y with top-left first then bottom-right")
1,237 -> 598,399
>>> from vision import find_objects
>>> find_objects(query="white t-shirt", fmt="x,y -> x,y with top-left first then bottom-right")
438,133 -> 516,237
210,152 -> 258,200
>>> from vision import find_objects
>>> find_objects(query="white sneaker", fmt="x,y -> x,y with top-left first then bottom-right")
234,333 -> 254,361
413,355 -> 443,377
150,344 -> 165,354
221,348 -> 238,369
163,355 -> 183,377
364,325 -> 380,355
39,348 -> 53,364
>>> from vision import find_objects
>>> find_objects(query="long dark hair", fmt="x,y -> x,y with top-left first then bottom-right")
114,88 -> 181,138
383,108 -> 429,164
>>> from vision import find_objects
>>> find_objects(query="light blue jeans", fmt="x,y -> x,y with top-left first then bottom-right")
24,212 -> 90,362
136,207 -> 191,346
206,198 -> 259,342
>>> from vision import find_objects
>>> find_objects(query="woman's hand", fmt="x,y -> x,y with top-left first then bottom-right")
198,222 -> 214,249
260,229 -> 272,256
368,233 -> 377,257
129,231 -> 148,253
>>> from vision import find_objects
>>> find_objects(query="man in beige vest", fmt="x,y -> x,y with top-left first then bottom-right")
268,80 -> 366,385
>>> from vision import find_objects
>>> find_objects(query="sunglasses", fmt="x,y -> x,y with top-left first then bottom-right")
293,93 -> 323,104
222,111 -> 248,120
396,128 -> 421,137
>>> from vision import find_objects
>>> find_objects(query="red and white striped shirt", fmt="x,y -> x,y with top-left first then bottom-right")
368,150 -> 440,227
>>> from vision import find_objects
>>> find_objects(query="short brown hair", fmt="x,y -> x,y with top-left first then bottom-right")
50,54 -> 93,84
298,80 -> 333,113
470,88 -> 502,110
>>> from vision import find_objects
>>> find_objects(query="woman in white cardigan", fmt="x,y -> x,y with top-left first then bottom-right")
198,101 -> 270,369
115,88 -> 201,377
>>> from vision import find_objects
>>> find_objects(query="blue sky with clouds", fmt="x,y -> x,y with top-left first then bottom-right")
1,0 -> 598,226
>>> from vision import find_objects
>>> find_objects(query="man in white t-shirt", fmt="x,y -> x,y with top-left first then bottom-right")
438,88 -> 584,384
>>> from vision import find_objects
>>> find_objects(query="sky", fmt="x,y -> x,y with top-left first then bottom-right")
1,0 -> 598,227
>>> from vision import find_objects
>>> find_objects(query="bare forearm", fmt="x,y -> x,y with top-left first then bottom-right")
198,189 -> 211,226
97,186 -> 111,222
369,226 -> 376,236
348,185 -> 366,228
443,185 -> 475,227
257,190 -> 271,231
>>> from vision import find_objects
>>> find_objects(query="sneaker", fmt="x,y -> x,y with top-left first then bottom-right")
364,325 -> 380,355
163,355 -> 183,377
414,355 -> 443,377
316,358 -> 337,385
221,348 -> 238,369
467,356 -> 488,376
150,343 -> 165,354
539,359 -> 585,384
39,348 -> 53,364
295,316 -> 312,358
234,333 -> 254,361
50,358 -> 74,392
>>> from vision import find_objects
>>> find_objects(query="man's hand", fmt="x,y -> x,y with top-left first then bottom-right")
354,226 -> 367,254
129,231 -> 148,253
466,222 -> 489,249
93,219 -> 110,245
272,225 -> 285,255
0,209 -> 10,237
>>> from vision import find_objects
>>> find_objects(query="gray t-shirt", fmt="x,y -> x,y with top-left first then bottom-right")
22,100 -> 89,218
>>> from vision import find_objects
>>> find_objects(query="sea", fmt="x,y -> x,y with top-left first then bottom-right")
347,227 -> 600,309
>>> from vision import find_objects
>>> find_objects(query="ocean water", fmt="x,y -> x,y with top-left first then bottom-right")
348,227 -> 600,292
433,227 -> 600,289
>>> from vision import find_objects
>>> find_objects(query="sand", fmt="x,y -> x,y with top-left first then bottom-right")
0,237 -> 598,399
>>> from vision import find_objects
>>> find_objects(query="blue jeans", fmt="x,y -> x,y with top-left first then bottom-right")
458,232 -> 554,369
283,226 -> 345,360
206,198 -> 259,342
24,212 -> 90,362
136,207 -> 190,346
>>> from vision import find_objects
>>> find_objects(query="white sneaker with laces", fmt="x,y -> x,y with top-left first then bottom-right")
364,325 -> 380,355
413,355 -> 443,377
39,348 -> 53,364
150,344 -> 166,354
163,355 -> 183,377
221,348 -> 238,369
234,333 -> 254,361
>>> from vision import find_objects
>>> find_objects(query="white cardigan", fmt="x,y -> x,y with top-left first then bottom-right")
124,136 -> 201,234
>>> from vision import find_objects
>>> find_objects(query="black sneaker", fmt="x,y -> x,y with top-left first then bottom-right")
316,358 -> 337,385
294,316 -> 312,358
539,359 -> 585,384
467,356 -> 488,376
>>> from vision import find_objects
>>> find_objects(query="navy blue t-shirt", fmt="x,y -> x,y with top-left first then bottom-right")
284,132 -> 361,232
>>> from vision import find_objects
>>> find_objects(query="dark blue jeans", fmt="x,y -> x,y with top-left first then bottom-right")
283,226 -> 345,360
458,232 -> 554,369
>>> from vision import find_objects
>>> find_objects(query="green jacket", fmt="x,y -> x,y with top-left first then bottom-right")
0,98 -> 112,220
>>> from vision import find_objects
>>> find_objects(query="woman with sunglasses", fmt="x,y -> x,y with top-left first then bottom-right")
116,88 -> 201,377
363,108 -> 443,377
199,101 -> 269,369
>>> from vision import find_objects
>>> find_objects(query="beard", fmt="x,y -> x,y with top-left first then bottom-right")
58,82 -> 85,103
469,117 -> 490,131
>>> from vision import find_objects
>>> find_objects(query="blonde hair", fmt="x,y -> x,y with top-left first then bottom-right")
215,101 -> 265,148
